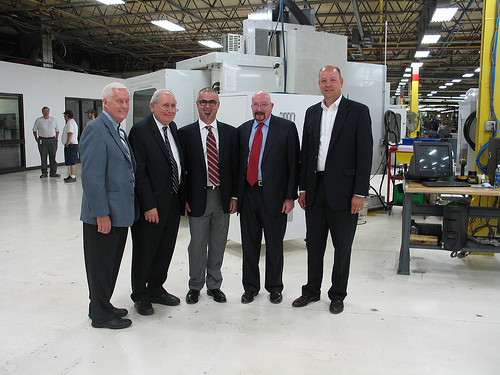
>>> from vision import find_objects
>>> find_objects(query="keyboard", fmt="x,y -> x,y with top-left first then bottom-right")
421,180 -> 471,187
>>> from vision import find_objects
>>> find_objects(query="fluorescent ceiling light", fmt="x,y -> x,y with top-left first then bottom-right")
411,62 -> 424,68
97,0 -> 124,4
462,73 -> 474,78
421,34 -> 441,44
405,68 -> 412,72
199,40 -> 222,49
431,91 -> 438,94
403,73 -> 411,77
445,82 -> 454,86
151,20 -> 185,32
415,51 -> 430,58
452,79 -> 462,83
439,86 -> 447,89
475,67 -> 481,72
431,7 -> 458,22
427,93 -> 433,96
401,78 -> 409,82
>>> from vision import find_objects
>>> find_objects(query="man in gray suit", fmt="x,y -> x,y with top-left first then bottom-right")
80,82 -> 136,329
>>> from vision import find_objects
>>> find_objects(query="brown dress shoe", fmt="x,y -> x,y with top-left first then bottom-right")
329,299 -> 344,314
292,295 -> 319,307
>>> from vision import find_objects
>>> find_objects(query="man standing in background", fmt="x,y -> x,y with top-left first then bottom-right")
128,89 -> 184,316
61,110 -> 78,183
80,82 -> 136,329
33,106 -> 60,178
178,88 -> 238,304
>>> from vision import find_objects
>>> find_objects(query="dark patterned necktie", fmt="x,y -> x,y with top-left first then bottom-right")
206,125 -> 219,186
247,123 -> 263,186
162,126 -> 179,193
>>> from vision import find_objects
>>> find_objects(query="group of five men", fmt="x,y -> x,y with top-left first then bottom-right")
79,65 -> 373,329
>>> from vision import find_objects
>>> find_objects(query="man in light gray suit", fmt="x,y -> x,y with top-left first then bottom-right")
80,82 -> 137,329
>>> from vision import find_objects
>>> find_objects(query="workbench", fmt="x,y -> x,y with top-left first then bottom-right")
398,181 -> 500,275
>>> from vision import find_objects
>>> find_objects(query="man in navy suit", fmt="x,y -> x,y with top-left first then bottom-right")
80,82 -> 136,329
178,88 -> 238,304
237,91 -> 300,304
128,89 -> 184,316
292,65 -> 373,314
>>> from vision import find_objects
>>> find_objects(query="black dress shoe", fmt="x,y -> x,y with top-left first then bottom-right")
329,299 -> 344,314
150,292 -> 180,306
92,317 -> 132,329
292,295 -> 320,307
207,289 -> 227,303
113,307 -> 128,318
186,289 -> 200,304
134,301 -> 154,315
270,291 -> 283,304
241,291 -> 258,304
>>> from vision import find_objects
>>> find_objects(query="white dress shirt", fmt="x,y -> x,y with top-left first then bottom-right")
317,95 -> 343,172
153,116 -> 182,183
198,119 -> 219,186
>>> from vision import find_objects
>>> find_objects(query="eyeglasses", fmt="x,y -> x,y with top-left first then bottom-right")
157,103 -> 179,112
252,103 -> 270,109
198,100 -> 218,107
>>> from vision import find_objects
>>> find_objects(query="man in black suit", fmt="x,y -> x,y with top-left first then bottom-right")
237,91 -> 300,304
178,88 -> 238,304
292,65 -> 373,314
128,89 -> 184,316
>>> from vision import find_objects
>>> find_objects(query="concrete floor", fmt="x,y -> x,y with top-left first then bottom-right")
1,167 -> 499,374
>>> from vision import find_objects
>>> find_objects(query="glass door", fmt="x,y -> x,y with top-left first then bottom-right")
0,94 -> 25,173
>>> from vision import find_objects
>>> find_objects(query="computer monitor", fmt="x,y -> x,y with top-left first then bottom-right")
406,141 -> 454,181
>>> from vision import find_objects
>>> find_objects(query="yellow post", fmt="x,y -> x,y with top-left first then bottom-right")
409,66 -> 420,137
475,0 -> 499,174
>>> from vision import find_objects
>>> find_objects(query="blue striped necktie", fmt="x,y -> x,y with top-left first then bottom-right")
162,126 -> 179,193
118,126 -> 131,161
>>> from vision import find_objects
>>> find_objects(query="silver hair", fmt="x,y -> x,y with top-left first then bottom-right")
150,89 -> 176,105
102,82 -> 129,100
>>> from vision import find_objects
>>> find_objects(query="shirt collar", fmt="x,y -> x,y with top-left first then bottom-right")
321,95 -> 343,111
153,114 -> 170,133
102,110 -> 120,130
198,119 -> 217,130
253,116 -> 271,128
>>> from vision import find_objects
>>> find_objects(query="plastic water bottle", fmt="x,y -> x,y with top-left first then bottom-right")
495,164 -> 500,187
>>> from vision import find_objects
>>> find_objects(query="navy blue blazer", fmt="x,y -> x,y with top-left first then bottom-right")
178,120 -> 238,217
80,113 -> 137,227
300,96 -> 373,210
237,114 -> 300,216
128,113 -> 185,218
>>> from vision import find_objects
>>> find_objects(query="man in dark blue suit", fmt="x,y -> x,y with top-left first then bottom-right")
80,82 -> 136,329
292,65 -> 373,314
237,91 -> 300,304
178,88 -> 238,304
128,89 -> 184,316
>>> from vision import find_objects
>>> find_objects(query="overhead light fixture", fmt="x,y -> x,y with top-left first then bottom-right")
431,7 -> 458,22
475,67 -> 481,72
97,0 -> 124,4
445,82 -> 454,86
401,78 -> 409,83
411,62 -> 424,68
439,85 -> 447,89
452,79 -> 462,83
462,73 -> 474,78
403,73 -> 411,78
431,91 -> 438,94
421,34 -> 441,44
198,40 -> 223,49
427,93 -> 434,96
151,20 -> 185,32
405,67 -> 412,72
415,51 -> 430,58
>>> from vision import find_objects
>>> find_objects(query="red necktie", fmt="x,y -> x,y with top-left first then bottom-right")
247,123 -> 264,186
206,125 -> 219,186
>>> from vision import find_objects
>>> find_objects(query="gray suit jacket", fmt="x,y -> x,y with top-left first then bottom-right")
79,113 -> 137,227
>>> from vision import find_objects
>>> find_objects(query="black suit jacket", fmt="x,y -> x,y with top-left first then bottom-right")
300,96 -> 373,210
237,114 -> 300,216
178,120 -> 238,217
128,113 -> 185,218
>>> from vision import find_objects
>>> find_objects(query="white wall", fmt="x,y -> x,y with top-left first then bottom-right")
0,61 -> 125,169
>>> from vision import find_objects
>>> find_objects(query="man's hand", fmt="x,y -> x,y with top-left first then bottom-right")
144,208 -> 159,223
282,199 -> 294,214
184,202 -> 191,219
351,195 -> 365,215
229,198 -> 237,214
96,215 -> 111,234
298,192 -> 306,210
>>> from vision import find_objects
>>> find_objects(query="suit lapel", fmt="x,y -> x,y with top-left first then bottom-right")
102,115 -> 132,164
262,115 -> 278,162
312,103 -> 322,153
193,123 -> 206,169
148,114 -> 170,160
328,97 -> 348,151
216,121 -> 226,161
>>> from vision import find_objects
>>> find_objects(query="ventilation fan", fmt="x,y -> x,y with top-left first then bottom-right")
406,111 -> 420,136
